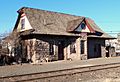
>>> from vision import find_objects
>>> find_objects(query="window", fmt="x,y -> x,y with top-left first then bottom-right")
81,22 -> 86,29
81,40 -> 85,54
21,19 -> 25,29
49,43 -> 54,55
70,42 -> 76,54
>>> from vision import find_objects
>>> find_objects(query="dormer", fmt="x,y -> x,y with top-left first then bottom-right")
16,13 -> 33,32
67,18 -> 95,33
75,21 -> 90,33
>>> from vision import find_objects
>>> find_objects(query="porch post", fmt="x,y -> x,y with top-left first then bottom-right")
32,38 -> 36,63
27,40 -> 30,61
76,37 -> 81,60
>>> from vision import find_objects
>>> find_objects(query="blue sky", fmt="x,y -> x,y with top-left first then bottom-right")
0,0 -> 120,37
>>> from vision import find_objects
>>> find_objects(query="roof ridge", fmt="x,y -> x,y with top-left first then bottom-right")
18,7 -> 84,18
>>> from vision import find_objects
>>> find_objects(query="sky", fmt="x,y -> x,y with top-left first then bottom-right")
0,0 -> 120,37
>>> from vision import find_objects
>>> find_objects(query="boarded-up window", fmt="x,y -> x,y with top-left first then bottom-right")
21,19 -> 25,29
70,42 -> 76,54
81,40 -> 85,54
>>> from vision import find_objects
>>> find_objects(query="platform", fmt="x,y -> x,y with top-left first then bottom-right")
0,57 -> 120,78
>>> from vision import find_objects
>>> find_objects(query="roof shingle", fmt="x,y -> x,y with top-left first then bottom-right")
16,7 -> 114,38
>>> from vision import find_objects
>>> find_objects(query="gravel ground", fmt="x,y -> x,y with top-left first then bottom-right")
0,57 -> 120,78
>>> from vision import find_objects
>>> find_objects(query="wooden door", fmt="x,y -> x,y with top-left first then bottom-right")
58,41 -> 64,60
94,44 -> 101,58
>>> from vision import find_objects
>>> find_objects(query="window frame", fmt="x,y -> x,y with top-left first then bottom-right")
49,41 -> 55,55
21,18 -> 25,30
70,41 -> 76,54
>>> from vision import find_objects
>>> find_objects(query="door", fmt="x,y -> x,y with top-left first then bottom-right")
58,41 -> 64,60
94,44 -> 101,58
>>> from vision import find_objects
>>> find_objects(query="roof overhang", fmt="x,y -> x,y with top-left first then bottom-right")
87,35 -> 116,39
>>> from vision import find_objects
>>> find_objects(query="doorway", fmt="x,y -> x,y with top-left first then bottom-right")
94,44 -> 101,58
58,41 -> 64,60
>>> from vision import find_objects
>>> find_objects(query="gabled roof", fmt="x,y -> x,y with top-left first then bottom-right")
86,18 -> 115,39
86,18 -> 103,33
17,7 -> 83,36
66,18 -> 84,32
14,7 -> 114,38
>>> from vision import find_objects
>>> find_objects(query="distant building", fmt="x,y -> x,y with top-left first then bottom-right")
105,33 -> 120,56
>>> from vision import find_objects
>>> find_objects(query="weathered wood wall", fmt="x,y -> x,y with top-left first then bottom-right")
87,38 -> 106,59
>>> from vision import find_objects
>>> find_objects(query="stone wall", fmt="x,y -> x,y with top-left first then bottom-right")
32,35 -> 79,63
21,34 -> 87,63
80,33 -> 88,60
35,39 -> 49,62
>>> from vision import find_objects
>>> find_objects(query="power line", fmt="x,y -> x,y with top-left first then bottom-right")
105,31 -> 120,34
